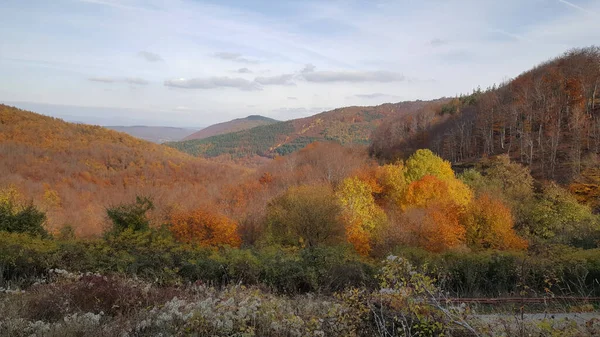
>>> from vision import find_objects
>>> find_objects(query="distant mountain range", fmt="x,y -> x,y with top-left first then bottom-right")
166,100 -> 447,158
105,126 -> 199,143
183,115 -> 279,141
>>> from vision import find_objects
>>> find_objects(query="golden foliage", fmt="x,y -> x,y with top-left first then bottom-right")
462,194 -> 528,250
170,209 -> 241,247
401,175 -> 472,210
336,177 -> 388,255
405,149 -> 454,183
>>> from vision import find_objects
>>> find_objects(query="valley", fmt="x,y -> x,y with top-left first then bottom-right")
2,47 -> 600,336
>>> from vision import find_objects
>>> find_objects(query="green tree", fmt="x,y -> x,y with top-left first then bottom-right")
461,155 -> 535,228
524,183 -> 600,247
106,196 -> 154,234
0,187 -> 48,237
266,185 -> 345,247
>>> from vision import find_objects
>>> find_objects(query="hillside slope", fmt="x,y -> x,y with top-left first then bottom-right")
168,100 -> 447,158
0,105 -> 245,235
370,47 -> 600,193
183,115 -> 279,140
106,125 -> 197,143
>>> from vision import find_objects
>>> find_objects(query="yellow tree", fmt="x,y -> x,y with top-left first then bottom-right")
375,162 -> 407,207
401,175 -> 472,210
399,175 -> 473,252
462,194 -> 528,250
336,177 -> 388,255
404,149 -> 454,183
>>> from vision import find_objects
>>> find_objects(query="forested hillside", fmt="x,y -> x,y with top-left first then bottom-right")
371,47 -> 600,208
167,100 -> 446,158
371,47 -> 600,179
0,105 -> 246,235
183,115 -> 279,140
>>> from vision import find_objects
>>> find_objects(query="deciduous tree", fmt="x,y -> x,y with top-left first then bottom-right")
170,208 -> 241,247
265,185 -> 345,247
336,177 -> 388,255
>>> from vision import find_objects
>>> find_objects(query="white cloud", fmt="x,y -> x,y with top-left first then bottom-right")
558,0 -> 598,16
301,68 -> 405,83
353,93 -> 399,99
213,52 -> 258,64
254,74 -> 295,85
138,51 -> 163,62
430,38 -> 447,47
89,77 -> 149,85
164,77 -> 260,91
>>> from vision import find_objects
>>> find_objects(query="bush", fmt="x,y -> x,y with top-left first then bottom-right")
25,275 -> 183,322
0,187 -> 48,237
0,232 -> 58,287
105,195 -> 154,234
265,185 -> 345,248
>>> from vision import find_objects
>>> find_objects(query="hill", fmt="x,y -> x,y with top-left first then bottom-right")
0,104 -> 245,235
105,125 -> 198,143
370,47 -> 600,204
183,115 -> 279,140
167,100 -> 447,158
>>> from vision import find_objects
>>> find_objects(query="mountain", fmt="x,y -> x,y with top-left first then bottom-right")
167,100 -> 447,158
0,104 -> 245,235
105,125 -> 198,143
183,115 -> 279,140
370,46 -> 600,196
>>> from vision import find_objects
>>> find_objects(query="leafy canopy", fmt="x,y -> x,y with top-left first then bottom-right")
106,196 -> 154,234
266,184 -> 345,248
0,187 -> 48,237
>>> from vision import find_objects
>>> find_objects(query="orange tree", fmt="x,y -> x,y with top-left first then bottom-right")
170,208 -> 241,247
462,194 -> 527,250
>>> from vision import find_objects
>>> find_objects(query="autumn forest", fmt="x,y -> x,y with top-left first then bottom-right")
2,47 -> 600,336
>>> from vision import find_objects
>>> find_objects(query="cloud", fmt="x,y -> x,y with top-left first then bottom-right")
254,74 -> 295,85
269,106 -> 332,118
138,51 -> 163,62
88,77 -> 149,85
237,67 -> 253,74
353,93 -> 399,99
558,0 -> 598,15
430,38 -> 447,47
490,29 -> 531,42
301,67 -> 405,83
301,64 -> 316,73
213,52 -> 258,64
164,77 -> 260,90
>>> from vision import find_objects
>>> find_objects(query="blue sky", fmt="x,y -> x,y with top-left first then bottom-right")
0,0 -> 599,126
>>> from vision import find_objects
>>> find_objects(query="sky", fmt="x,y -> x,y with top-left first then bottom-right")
0,0 -> 599,127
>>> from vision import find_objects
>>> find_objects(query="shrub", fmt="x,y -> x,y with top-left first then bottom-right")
105,195 -> 154,234
25,275 -> 182,321
265,184 -> 345,248
0,187 -> 48,237
0,232 -> 58,286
